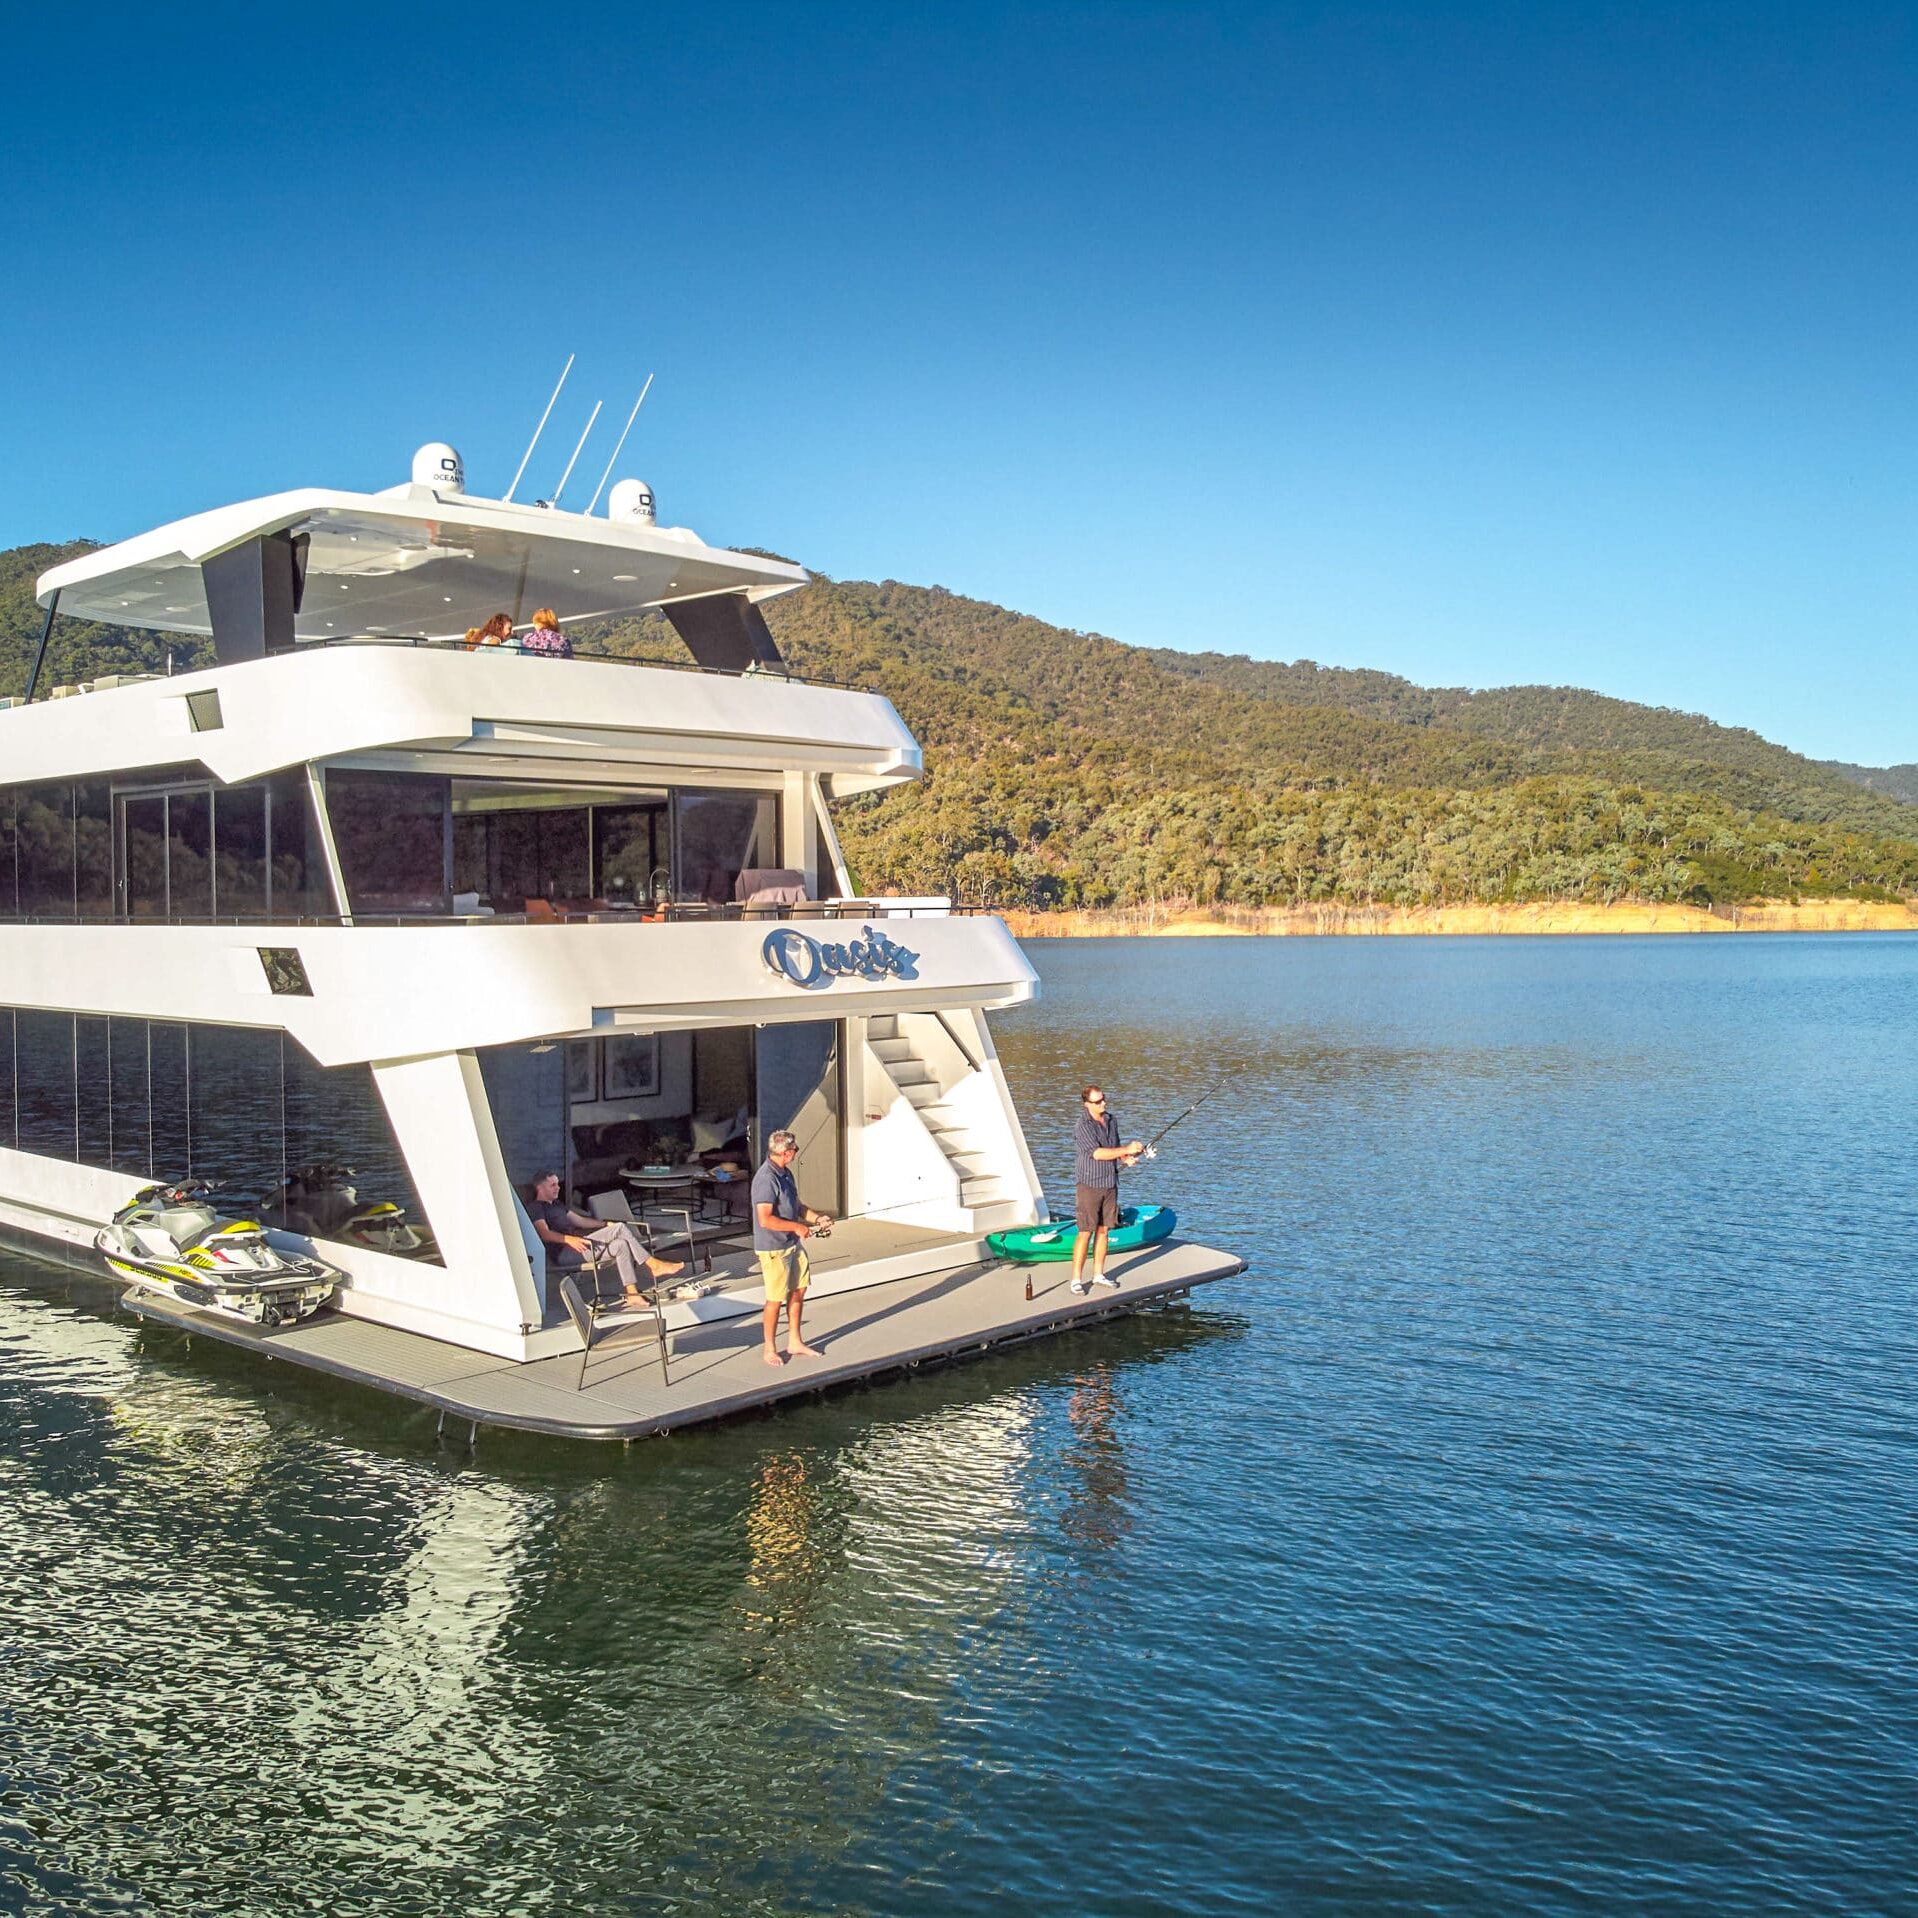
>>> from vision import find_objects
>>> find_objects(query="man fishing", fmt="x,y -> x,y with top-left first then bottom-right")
1071,1085 -> 1144,1295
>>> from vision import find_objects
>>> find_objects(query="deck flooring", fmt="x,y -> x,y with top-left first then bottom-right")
119,1237 -> 1248,1440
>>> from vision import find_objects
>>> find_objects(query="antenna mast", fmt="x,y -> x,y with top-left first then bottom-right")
550,400 -> 603,508
503,353 -> 575,503
585,374 -> 655,515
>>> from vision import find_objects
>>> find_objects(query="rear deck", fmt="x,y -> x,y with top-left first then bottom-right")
120,1236 -> 1247,1441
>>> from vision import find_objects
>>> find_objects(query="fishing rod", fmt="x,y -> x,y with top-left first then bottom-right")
1137,1068 -> 1242,1159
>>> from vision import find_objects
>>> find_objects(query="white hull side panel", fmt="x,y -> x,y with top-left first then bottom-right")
0,916 -> 1037,1067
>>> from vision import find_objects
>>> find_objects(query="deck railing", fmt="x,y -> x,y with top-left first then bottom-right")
6,633 -> 868,705
0,899 -> 978,929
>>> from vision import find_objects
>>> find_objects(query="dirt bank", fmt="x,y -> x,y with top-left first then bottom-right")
993,901 -> 1918,938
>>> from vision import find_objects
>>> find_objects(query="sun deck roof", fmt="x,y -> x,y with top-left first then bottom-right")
35,485 -> 807,641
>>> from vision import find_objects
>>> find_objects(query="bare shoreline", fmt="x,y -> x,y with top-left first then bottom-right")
994,901 -> 1918,939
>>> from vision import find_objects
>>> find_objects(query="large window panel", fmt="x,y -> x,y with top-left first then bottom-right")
540,808 -> 592,899
489,810 -> 541,906
15,1010 -> 76,1160
0,790 -> 16,916
594,804 -> 666,905
283,1038 -> 442,1259
148,1022 -> 191,1178
122,794 -> 168,918
0,1008 -> 15,1150
17,785 -> 74,918
328,771 -> 449,916
108,1018 -> 154,1178
75,1017 -> 112,1167
166,791 -> 213,920
266,772 -> 330,918
73,783 -> 113,918
675,790 -> 779,906
215,786 -> 268,918
184,1023 -> 284,1196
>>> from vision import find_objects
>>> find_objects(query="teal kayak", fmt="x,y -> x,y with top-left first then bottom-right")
987,1205 -> 1176,1263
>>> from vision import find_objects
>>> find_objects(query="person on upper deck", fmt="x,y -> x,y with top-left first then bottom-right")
1071,1084 -> 1143,1296
463,612 -> 515,652
518,606 -> 574,658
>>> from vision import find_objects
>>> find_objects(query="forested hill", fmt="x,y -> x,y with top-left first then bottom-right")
1820,759 -> 1918,805
4,538 -> 1914,909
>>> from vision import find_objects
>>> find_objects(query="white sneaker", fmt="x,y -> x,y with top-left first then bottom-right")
1092,1272 -> 1120,1289
1069,1278 -> 1090,1296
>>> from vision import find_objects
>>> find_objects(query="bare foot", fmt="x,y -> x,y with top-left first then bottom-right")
789,1340 -> 822,1359
763,1348 -> 787,1367
649,1258 -> 685,1278
620,1289 -> 650,1309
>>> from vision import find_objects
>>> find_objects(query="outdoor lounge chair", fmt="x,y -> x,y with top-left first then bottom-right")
558,1270 -> 672,1390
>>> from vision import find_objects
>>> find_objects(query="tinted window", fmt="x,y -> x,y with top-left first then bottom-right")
282,1038 -> 440,1257
73,782 -> 113,917
452,815 -> 489,899
167,790 -> 213,919
0,1008 -> 14,1150
108,1017 -> 153,1178
75,1016 -> 112,1166
215,786 -> 268,917
148,1022 -> 191,1178
122,794 -> 168,918
594,804 -> 666,905
266,772 -> 330,918
540,809 -> 592,899
16,785 -> 73,917
15,1010 -> 76,1158
0,790 -> 15,916
185,1023 -> 285,1196
490,810 -> 541,906
328,771 -> 448,915
676,790 -> 779,905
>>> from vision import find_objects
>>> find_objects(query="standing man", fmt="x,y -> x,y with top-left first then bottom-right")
754,1128 -> 834,1366
1071,1086 -> 1143,1295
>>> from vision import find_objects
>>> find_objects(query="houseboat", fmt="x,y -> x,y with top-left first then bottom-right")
0,445 -> 1244,1438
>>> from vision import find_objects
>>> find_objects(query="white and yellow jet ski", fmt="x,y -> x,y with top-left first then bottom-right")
96,1181 -> 342,1327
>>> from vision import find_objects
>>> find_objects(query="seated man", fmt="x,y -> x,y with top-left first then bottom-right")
527,1171 -> 682,1309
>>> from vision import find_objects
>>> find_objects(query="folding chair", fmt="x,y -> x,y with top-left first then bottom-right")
559,1270 -> 671,1390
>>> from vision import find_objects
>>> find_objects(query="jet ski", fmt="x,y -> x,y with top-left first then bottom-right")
96,1181 -> 342,1327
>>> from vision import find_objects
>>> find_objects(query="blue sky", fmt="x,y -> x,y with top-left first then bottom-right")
3,2 -> 1911,763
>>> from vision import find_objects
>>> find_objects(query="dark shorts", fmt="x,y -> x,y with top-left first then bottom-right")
1075,1185 -> 1120,1232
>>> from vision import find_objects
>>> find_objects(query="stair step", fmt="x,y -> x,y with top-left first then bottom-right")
945,1151 -> 994,1177
886,1063 -> 934,1087
870,1038 -> 915,1064
868,1014 -> 898,1040
902,1082 -> 940,1107
962,1178 -> 1012,1205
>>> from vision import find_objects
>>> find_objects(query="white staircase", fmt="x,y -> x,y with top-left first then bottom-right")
867,1014 -> 1020,1220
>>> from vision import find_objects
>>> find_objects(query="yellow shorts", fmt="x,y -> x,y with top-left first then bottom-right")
757,1243 -> 810,1303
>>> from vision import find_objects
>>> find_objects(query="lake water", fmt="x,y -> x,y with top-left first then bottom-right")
3,935 -> 1915,1915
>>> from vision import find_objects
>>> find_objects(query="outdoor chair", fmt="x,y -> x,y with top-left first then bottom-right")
598,1184 -> 715,1274
558,1269 -> 671,1390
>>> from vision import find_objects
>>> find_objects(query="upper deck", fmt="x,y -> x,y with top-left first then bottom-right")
10,459 -> 918,794
0,642 -> 920,795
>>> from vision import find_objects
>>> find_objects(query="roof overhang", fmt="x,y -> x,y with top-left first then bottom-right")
35,486 -> 807,644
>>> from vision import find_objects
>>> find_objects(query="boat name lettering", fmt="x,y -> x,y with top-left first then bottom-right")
761,925 -> 919,989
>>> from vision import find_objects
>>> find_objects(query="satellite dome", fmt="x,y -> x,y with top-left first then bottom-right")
607,478 -> 656,525
412,442 -> 465,493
